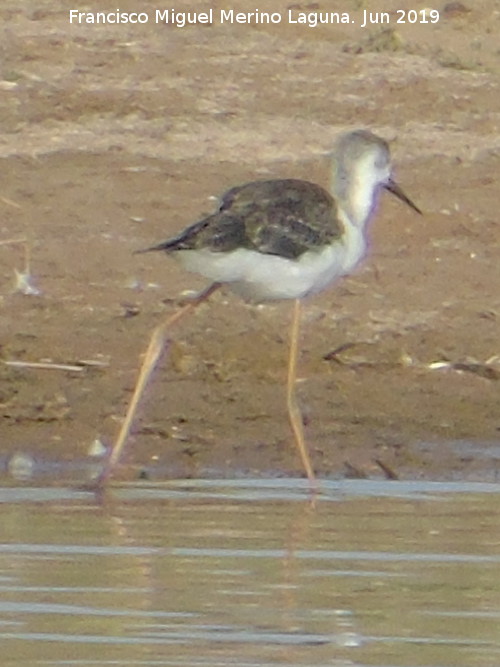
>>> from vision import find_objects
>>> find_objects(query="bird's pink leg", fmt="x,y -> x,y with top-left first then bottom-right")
95,282 -> 221,486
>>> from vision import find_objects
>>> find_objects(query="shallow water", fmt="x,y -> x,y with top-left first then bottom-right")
1,478 -> 499,666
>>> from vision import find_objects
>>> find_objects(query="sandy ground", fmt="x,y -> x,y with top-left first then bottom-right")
1,0 -> 500,482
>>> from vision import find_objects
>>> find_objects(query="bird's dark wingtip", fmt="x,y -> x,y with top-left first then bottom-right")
133,241 -> 171,255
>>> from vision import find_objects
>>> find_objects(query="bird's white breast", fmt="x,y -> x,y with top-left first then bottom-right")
177,218 -> 366,302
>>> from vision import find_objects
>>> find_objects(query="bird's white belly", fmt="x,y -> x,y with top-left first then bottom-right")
177,223 -> 366,302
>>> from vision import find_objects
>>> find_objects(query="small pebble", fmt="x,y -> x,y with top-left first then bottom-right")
8,452 -> 35,480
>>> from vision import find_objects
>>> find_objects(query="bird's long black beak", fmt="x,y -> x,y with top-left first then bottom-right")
384,178 -> 422,215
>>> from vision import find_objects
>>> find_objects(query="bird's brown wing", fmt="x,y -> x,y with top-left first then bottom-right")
140,179 -> 344,260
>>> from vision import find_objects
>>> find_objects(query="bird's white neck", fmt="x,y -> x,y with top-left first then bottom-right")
331,156 -> 385,229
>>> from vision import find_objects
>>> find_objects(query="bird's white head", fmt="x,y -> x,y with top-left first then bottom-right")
330,130 -> 420,228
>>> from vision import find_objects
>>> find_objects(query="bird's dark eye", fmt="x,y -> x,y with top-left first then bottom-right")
374,154 -> 389,169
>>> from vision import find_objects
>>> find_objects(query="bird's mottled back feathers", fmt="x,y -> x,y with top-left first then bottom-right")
145,179 -> 344,260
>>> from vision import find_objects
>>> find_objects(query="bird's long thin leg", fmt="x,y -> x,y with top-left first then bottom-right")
286,298 -> 316,486
96,282 -> 221,486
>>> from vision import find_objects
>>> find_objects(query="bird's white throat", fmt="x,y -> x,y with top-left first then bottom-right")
331,153 -> 389,229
